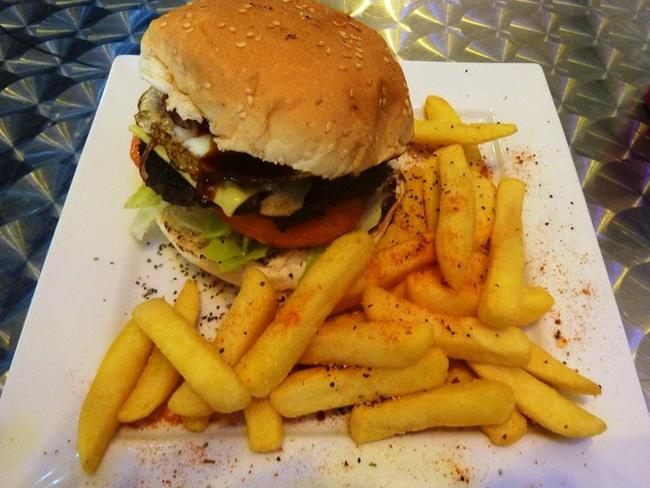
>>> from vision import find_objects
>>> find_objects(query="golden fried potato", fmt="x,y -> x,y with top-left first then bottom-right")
132,299 -> 250,413
348,379 -> 514,444
182,415 -> 210,433
78,320 -> 153,473
481,409 -> 528,447
469,363 -> 606,437
478,178 -> 526,328
524,342 -> 601,396
299,320 -> 433,368
472,173 -> 496,252
362,286 -> 530,366
335,233 -> 435,313
413,119 -> 518,146
436,144 -> 476,290
167,268 -> 277,419
235,232 -> 374,398
244,399 -> 284,453
118,280 -> 199,423
270,348 -> 448,418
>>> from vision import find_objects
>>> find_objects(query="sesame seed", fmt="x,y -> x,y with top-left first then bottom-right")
355,63 -> 363,69
404,99 -> 410,107
186,27 -> 194,33
382,86 -> 387,96
203,82 -> 212,89
325,122 -> 332,133
218,22 -> 226,28
366,79 -> 373,86
338,64 -> 347,71
348,88 -> 354,98
273,20 -> 281,26
239,7 -> 247,13
247,95 -> 254,106
160,21 -> 168,27
384,56 -> 390,63
182,22 -> 192,28
339,31 -> 348,39
236,41 -> 246,48
326,47 -> 332,55
317,40 -> 325,47
367,134 -> 373,142
355,52 -> 363,59
315,95 -> 323,105
327,143 -> 335,151
247,30 -> 255,38
342,52 -> 352,59
236,104 -> 244,112
343,128 -> 351,137
229,26 -> 236,33
239,112 -> 247,120
255,35 -> 262,41
355,46 -> 364,53
245,87 -> 253,95
186,12 -> 193,18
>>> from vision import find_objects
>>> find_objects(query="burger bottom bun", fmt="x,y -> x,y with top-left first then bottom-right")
156,205 -> 307,290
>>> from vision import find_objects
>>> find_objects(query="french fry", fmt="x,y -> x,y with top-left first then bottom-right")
424,95 -> 461,122
335,233 -> 435,313
469,363 -> 606,437
515,287 -> 555,327
348,380 -> 515,444
407,267 -> 479,317
299,320 -> 433,368
168,382 -> 213,417
118,280 -> 199,423
524,342 -> 601,396
244,399 -> 284,453
325,311 -> 367,327
436,144 -> 476,290
78,320 -> 153,473
390,280 -> 408,298
442,359 -> 528,446
377,166 -> 428,250
236,232 -> 374,398
406,252 -> 487,317
182,415 -> 210,433
213,267 -> 278,365
271,348 -> 448,418
423,96 -> 485,173
473,173 -> 496,251
363,286 -> 530,366
132,299 -> 250,413
481,409 -> 528,447
422,153 -> 441,233
413,119 -> 518,146
445,360 -> 476,385
167,268 -> 277,418
478,178 -> 526,328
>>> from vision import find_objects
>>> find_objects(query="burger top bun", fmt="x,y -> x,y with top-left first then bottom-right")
140,0 -> 413,179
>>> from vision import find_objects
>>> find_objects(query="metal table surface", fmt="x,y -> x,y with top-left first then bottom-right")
0,0 -> 649,410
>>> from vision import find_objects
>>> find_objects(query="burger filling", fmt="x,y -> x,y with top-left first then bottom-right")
126,88 -> 395,271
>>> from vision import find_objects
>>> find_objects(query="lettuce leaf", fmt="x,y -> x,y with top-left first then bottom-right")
169,207 -> 231,238
129,203 -> 167,241
202,235 -> 269,273
124,185 -> 162,209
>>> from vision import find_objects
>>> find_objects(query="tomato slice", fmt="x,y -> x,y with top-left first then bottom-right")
130,136 -> 142,168
217,199 -> 367,248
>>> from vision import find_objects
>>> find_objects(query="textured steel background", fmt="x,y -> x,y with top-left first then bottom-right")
1,0 -> 649,408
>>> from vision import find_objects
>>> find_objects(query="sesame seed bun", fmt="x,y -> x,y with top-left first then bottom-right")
139,0 -> 413,179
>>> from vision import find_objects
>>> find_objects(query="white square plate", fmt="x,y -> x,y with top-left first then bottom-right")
1,56 -> 649,487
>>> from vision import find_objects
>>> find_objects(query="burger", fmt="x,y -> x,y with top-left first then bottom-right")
127,0 -> 413,289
